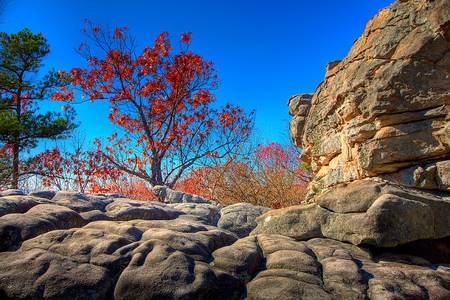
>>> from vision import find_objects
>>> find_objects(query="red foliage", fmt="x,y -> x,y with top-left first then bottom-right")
52,21 -> 254,188
29,145 -> 155,200
176,142 -> 310,208
0,143 -> 13,155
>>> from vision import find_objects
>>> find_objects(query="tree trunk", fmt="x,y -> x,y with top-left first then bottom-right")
12,141 -> 19,189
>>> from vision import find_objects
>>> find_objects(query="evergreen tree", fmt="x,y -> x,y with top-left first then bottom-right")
0,28 -> 77,188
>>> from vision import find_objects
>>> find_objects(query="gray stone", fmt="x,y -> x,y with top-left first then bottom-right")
217,202 -> 270,238
25,204 -> 87,229
254,180 -> 450,247
0,195 -> 39,217
0,214 -> 55,251
0,221 -> 22,252
83,220 -> 144,242
0,189 -> 25,196
105,198 -> 183,221
246,275 -> 334,300
153,185 -> 216,205
251,203 -> 328,240
169,202 -> 221,225
211,236 -> 262,282
28,190 -> 57,200
320,257 -> 368,299
315,180 -> 384,213
0,248 -> 114,299
114,240 -> 245,300
51,191 -> 113,212
80,209 -> 113,222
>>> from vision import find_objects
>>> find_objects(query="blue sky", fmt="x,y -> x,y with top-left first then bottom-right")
2,0 -> 394,147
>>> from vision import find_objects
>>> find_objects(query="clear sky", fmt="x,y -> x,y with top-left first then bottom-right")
2,0 -> 394,147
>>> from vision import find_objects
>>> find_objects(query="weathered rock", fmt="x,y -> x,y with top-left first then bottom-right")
20,228 -> 133,272
287,93 -> 313,116
1,188 -> 450,299
0,214 -> 56,251
83,220 -> 144,242
25,204 -> 87,230
211,236 -> 262,282
0,222 -> 22,252
0,248 -> 115,299
105,198 -> 183,221
3,1 -> 450,298
251,203 -> 328,240
141,228 -> 215,262
0,203 -> 87,251
169,202 -> 221,225
253,180 -> 450,247
307,239 -> 369,300
217,202 -> 270,238
51,191 -> 113,212
245,235 -> 365,300
0,189 -> 25,196
247,275 -> 334,300
27,190 -> 57,200
288,93 -> 313,150
0,198 -> 247,300
80,209 -> 113,222
114,240 -> 245,300
314,179 -> 383,213
0,195 -> 39,217
289,0 -> 450,194
153,185 -> 217,205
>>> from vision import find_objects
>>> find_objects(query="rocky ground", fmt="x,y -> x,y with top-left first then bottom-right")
1,187 -> 450,299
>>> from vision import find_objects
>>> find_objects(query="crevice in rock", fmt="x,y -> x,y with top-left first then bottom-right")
370,237 -> 450,264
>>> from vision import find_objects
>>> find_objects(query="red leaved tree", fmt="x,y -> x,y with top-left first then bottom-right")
53,21 -> 254,188
27,134 -> 122,193
29,139 -> 155,200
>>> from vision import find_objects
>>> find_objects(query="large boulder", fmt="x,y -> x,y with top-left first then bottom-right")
0,196 -> 246,300
0,248 -> 115,299
253,180 -> 450,247
289,0 -> 450,195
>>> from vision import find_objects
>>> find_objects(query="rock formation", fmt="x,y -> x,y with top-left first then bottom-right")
274,0 -> 450,252
0,189 -> 264,299
2,188 -> 450,299
289,0 -> 450,195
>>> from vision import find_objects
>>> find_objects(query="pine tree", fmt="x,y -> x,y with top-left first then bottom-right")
0,28 -> 77,188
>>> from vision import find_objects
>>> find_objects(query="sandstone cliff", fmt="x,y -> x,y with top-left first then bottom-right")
289,0 -> 450,196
